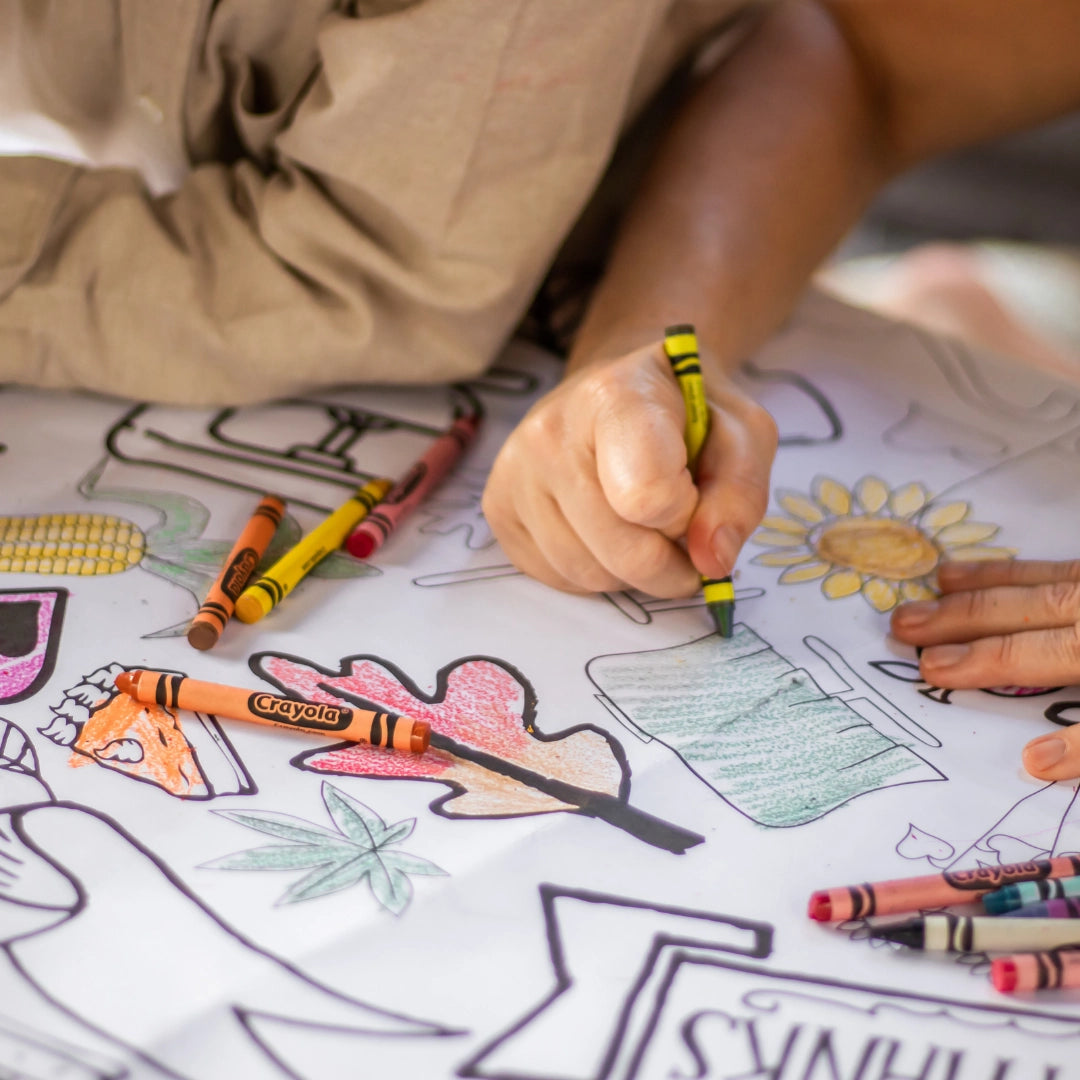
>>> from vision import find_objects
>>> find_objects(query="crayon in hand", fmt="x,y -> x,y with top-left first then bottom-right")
115,669 -> 430,753
663,324 -> 734,637
808,854 -> 1080,921
187,494 -> 285,650
345,411 -> 480,559
235,477 -> 391,623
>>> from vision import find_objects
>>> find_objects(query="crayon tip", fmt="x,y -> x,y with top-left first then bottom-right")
187,622 -> 219,651
411,721 -> 431,754
114,670 -> 139,695
807,892 -> 832,921
981,891 -> 1010,915
708,601 -> 734,638
234,592 -> 268,624
868,919 -> 923,948
991,958 -> 1018,993
345,531 -> 376,560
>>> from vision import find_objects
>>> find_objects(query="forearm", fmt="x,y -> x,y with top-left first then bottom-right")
570,0 -> 890,379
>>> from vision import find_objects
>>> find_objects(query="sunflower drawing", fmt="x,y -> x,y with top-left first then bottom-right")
750,476 -> 1015,612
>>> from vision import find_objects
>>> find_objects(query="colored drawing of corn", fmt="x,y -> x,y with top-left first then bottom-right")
0,513 -> 146,575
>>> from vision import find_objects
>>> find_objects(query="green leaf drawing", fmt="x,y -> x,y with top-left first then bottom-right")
204,782 -> 446,914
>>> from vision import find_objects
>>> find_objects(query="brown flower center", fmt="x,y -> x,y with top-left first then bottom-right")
814,517 -> 939,580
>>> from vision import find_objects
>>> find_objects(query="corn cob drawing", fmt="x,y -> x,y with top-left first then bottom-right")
0,512 -> 145,575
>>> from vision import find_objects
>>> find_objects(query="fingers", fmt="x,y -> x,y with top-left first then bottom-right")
937,558 -> 1080,593
1023,729 -> 1080,783
482,345 -> 702,597
685,386 -> 778,578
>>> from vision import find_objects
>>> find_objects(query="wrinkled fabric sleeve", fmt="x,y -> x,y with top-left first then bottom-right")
0,4 -> 657,405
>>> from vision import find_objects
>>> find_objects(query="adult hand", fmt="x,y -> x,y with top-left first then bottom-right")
482,340 -> 777,598
890,558 -> 1080,780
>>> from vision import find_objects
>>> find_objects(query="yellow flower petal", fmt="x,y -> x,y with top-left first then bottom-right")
921,501 -> 970,531
936,521 -> 1000,546
777,492 -> 826,525
779,561 -> 832,584
759,515 -> 812,536
752,530 -> 811,548
814,477 -> 851,517
752,549 -> 815,567
890,482 -> 929,519
822,569 -> 863,599
944,546 -> 1017,562
856,476 -> 889,515
862,577 -> 899,612
900,580 -> 938,602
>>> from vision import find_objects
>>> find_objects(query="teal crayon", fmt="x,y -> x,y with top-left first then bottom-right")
983,873 -> 1080,914
1005,896 -> 1080,919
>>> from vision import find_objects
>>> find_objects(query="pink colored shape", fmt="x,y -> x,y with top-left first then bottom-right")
0,591 -> 65,703
260,655 -> 530,778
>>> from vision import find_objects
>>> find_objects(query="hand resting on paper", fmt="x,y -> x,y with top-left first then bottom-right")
482,339 -> 777,597
891,559 -> 1080,782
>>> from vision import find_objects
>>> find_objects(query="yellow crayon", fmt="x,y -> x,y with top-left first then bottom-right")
235,477 -> 391,623
663,324 -> 734,637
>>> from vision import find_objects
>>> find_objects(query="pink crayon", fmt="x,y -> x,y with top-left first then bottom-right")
808,854 -> 1080,922
345,412 -> 480,559
992,950 -> 1080,993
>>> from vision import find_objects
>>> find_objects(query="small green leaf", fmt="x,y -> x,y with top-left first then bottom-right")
369,859 -> 412,915
372,818 -> 415,847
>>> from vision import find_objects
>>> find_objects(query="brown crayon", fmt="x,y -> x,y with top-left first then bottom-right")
188,495 -> 285,650
115,669 -> 429,754
991,950 -> 1080,993
808,854 -> 1080,922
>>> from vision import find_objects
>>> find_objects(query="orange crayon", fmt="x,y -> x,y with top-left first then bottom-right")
991,950 -> 1080,993
115,669 -> 430,754
187,494 -> 285,650
808,855 -> 1080,922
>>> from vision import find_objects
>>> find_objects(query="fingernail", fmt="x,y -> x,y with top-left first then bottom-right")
922,643 -> 971,668
710,526 -> 740,572
1023,736 -> 1068,773
893,600 -> 939,628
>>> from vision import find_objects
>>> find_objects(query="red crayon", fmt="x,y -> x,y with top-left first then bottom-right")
345,412 -> 480,559
808,854 -> 1080,922
991,950 -> 1080,993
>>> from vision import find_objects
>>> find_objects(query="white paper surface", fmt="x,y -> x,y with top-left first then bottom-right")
2,292 -> 1080,1079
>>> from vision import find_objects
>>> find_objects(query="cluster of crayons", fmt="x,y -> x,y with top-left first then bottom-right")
185,409 -> 480,651
809,855 -> 1080,993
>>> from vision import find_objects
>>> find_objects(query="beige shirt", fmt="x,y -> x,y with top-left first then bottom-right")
0,0 -> 760,404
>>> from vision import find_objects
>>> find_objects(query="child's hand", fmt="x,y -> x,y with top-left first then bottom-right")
891,558 -> 1080,779
481,341 -> 777,598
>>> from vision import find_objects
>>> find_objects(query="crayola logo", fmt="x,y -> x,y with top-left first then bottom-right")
222,548 -> 259,600
247,693 -> 352,730
943,859 -> 1057,891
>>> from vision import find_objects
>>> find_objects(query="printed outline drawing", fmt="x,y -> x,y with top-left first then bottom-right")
883,401 -> 1010,463
0,716 -> 462,1080
587,627 -> 944,829
0,588 -> 68,704
626,953 -> 1080,1080
741,358 -> 843,447
0,1011 -> 128,1079
457,883 -> 773,1080
203,779 -> 447,914
39,663 -> 256,801
751,473 -> 1014,613
103,383 -> 485,515
251,650 -> 704,854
